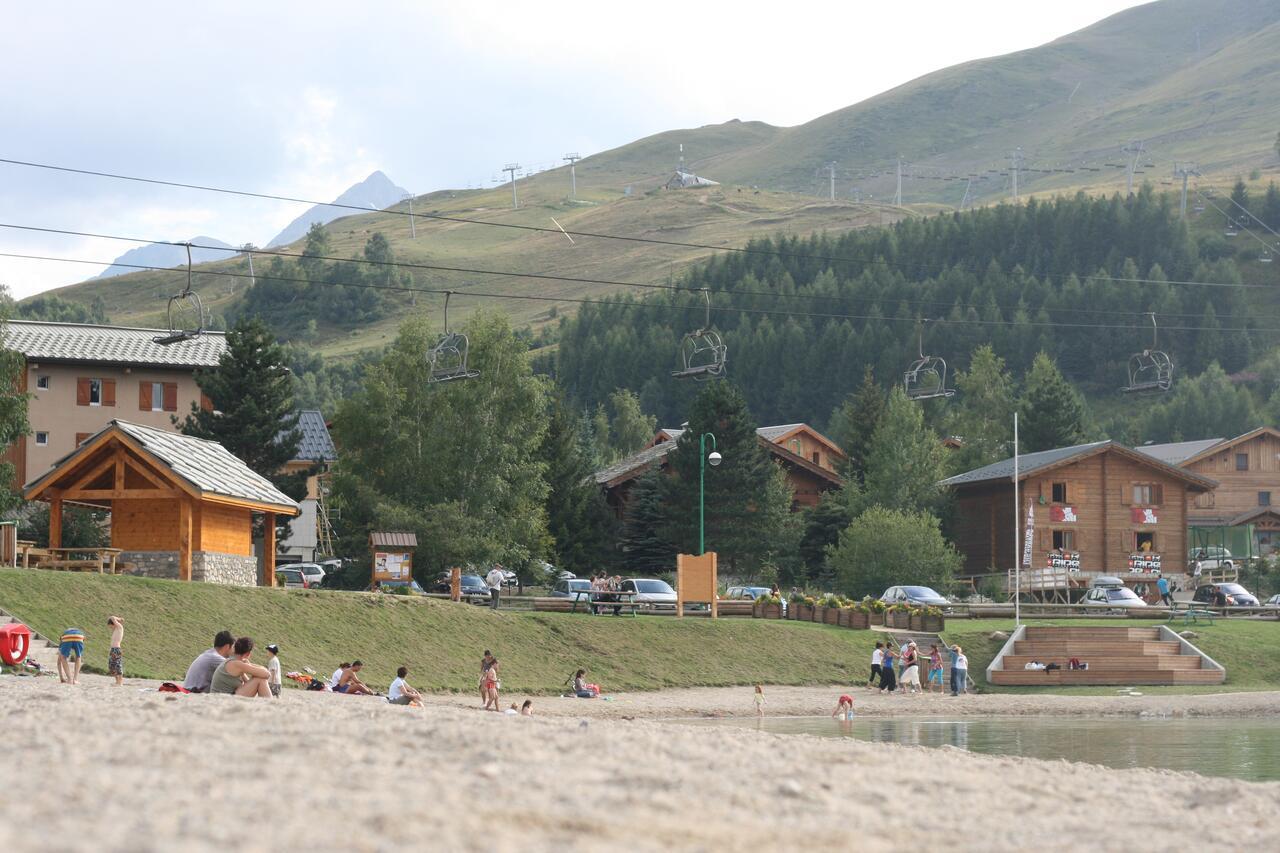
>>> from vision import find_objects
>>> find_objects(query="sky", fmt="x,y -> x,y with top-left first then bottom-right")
0,0 -> 1151,299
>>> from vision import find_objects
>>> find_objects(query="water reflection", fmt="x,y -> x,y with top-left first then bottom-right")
696,716 -> 1280,782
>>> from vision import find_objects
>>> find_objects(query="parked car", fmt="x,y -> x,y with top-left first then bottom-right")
430,573 -> 490,599
1082,585 -> 1147,609
724,586 -> 772,600
880,585 -> 949,606
1265,594 -> 1280,607
1193,583 -> 1259,607
275,567 -> 307,589
1188,547 -> 1234,571
550,578 -> 593,599
295,562 -> 325,588
621,578 -> 678,609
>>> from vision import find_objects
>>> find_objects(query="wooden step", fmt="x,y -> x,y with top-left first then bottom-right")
1023,626 -> 1160,641
1003,654 -> 1203,671
990,668 -> 1224,686
1013,640 -> 1181,656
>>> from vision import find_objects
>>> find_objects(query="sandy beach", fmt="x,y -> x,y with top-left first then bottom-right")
2,673 -> 1277,852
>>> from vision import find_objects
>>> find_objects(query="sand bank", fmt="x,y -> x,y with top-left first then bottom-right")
1,675 -> 1276,852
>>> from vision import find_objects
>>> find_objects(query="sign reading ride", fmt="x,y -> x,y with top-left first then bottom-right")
1128,552 -> 1162,573
1047,551 -> 1081,572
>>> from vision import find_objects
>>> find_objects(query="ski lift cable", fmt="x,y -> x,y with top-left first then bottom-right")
0,156 -> 1248,294
1206,190 -> 1280,241
1197,192 -> 1280,254
4,248 -> 1278,337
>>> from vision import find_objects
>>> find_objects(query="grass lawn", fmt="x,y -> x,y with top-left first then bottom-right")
942,617 -> 1280,695
0,569 -> 880,693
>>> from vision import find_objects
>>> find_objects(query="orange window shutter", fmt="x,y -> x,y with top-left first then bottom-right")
75,432 -> 90,447
76,378 -> 90,406
1154,484 -> 1164,506
163,383 -> 178,412
102,379 -> 116,407
200,392 -> 213,412
1121,483 -> 1132,505
139,382 -> 153,411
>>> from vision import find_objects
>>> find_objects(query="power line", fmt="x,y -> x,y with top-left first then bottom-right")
0,157 -> 1255,292
2,249 -> 1276,335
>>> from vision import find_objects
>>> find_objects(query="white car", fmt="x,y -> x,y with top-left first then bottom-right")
1081,586 -> 1147,609
1266,594 -> 1280,607
1188,547 -> 1234,571
295,562 -> 325,588
621,578 -> 677,609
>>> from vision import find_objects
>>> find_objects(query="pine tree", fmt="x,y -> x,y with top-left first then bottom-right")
540,394 -> 618,574
1020,352 -> 1089,452
1262,182 -> 1280,230
797,490 -> 854,585
0,291 -> 30,510
620,470 -> 675,575
1231,179 -> 1250,212
827,366 -> 885,482
946,344 -> 1015,472
863,387 -> 947,514
661,382 -> 796,575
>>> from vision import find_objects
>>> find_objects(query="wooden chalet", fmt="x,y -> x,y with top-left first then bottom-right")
596,423 -> 844,516
942,440 -> 1217,593
1138,427 -> 1280,559
23,420 -> 299,586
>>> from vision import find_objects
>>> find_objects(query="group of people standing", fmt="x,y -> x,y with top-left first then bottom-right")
868,640 -> 969,696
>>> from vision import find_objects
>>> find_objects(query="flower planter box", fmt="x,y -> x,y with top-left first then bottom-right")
752,600 -> 764,618
763,603 -> 783,620
909,614 -> 923,632
848,611 -> 870,630
921,614 -> 944,633
811,606 -> 826,623
794,605 -> 813,622
869,611 -> 885,626
837,609 -> 851,628
887,611 -> 910,629
824,607 -> 840,626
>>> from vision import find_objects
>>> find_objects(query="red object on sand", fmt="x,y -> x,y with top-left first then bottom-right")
0,623 -> 32,666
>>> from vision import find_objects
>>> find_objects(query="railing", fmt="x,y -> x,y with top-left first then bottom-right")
941,601 -> 1280,620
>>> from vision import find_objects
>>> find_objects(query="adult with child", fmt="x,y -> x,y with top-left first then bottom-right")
336,660 -> 374,695
183,630 -> 235,693
208,637 -> 273,698
388,666 -> 422,706
58,627 -> 85,685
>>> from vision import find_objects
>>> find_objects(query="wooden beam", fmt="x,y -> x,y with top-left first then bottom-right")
64,449 -> 122,494
113,453 -> 124,491
263,512 -> 276,587
62,488 -> 178,500
178,498 -> 192,582
49,495 -> 63,549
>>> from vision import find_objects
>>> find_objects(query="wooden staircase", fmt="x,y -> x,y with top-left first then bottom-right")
988,626 -> 1224,686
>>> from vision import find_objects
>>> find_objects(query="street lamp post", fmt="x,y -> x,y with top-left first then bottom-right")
699,433 -> 722,555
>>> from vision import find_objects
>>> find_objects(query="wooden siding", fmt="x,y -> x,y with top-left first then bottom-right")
1182,432 -> 1280,522
198,502 -> 253,556
112,498 -> 180,551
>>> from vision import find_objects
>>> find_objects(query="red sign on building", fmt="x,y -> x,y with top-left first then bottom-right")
1130,507 -> 1158,524
1049,505 -> 1078,523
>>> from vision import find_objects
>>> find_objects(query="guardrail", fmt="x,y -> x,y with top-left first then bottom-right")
941,602 -> 1280,620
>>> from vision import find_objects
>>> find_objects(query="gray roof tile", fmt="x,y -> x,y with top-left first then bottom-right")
939,441 -> 1111,487
1133,438 -> 1223,466
3,320 -> 226,368
290,411 -> 337,462
593,442 -> 675,485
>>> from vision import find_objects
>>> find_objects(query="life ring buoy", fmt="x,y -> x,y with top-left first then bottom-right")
0,623 -> 31,666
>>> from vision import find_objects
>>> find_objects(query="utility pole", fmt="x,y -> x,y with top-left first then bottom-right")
402,193 -> 416,238
563,153 -> 581,198
959,176 -> 974,211
1172,162 -> 1200,218
893,156 -> 903,206
1010,148 -> 1023,202
827,162 -> 837,201
1122,140 -> 1144,196
502,163 -> 521,209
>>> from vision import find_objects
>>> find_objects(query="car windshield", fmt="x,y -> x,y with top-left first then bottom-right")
902,586 -> 939,597
1219,584 -> 1249,594
635,580 -> 674,594
462,576 -> 485,586
569,580 -> 591,590
301,566 -> 321,574
1106,588 -> 1139,600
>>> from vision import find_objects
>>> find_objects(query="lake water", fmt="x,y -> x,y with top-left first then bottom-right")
683,716 -> 1280,782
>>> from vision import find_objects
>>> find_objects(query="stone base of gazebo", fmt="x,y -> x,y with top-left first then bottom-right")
120,551 -> 258,586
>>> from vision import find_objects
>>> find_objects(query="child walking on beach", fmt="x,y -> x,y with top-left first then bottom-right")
754,684 -> 764,717
107,616 -> 124,686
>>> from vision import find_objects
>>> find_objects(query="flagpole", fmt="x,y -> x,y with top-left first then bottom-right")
1013,411 -> 1021,628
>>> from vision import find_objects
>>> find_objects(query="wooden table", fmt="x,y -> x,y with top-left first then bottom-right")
569,589 -> 639,616
34,547 -> 123,574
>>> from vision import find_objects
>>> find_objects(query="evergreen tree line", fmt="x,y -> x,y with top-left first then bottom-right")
551,189 -> 1266,429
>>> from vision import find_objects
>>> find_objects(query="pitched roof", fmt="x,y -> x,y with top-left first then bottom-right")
1179,426 -> 1280,465
594,442 -> 674,487
292,411 -> 337,462
3,319 -> 226,368
370,531 -> 418,548
940,440 -> 1217,491
1133,438 -> 1224,466
26,420 -> 298,513
659,423 -> 843,455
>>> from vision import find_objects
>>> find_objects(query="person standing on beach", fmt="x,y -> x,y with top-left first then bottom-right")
951,645 -> 969,696
107,617 -> 124,686
480,650 -> 495,704
483,658 -> 501,710
948,644 -> 960,696
754,684 -> 764,717
868,642 -> 884,689
927,643 -> 944,694
880,644 -> 898,693
485,565 -> 505,610
183,631 -> 235,693
900,642 -> 921,694
58,628 -> 85,685
265,644 -> 282,698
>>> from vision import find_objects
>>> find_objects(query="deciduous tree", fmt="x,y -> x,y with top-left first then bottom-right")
828,506 -> 961,599
863,387 -> 947,515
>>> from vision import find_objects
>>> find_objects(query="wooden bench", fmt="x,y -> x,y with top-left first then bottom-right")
1167,608 -> 1215,626
569,590 -> 639,616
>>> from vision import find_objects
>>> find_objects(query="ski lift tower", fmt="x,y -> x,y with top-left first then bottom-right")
503,163 -> 521,209
564,153 -> 581,198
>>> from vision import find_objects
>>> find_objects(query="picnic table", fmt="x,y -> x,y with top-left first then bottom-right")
569,589 -> 639,616
1166,606 -> 1215,626
33,547 -> 124,574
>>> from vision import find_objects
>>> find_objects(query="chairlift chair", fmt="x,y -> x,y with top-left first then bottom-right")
1260,250 -> 1274,264
903,322 -> 955,400
427,291 -> 479,383
1122,313 -> 1173,394
671,289 -> 727,381
152,243 -> 206,346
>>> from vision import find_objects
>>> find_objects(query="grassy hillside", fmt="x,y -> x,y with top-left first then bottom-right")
0,569 -> 876,692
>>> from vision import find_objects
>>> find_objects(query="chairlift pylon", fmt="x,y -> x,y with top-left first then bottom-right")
903,321 -> 955,400
427,291 -> 479,383
1122,312 -> 1173,394
151,243 -> 206,346
671,289 -> 727,381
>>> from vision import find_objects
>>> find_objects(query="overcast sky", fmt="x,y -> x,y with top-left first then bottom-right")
0,0 -> 1150,298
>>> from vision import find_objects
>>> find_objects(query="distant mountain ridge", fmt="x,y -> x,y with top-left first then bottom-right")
94,236 -> 236,279
266,171 -> 409,248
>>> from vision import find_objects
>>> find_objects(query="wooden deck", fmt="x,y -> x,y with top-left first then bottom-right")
989,626 -> 1224,686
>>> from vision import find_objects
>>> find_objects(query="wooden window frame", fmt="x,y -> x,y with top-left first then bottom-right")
1128,482 -> 1163,507
1051,481 -> 1068,503
34,431 -> 48,446
1236,452 -> 1249,471
1051,529 -> 1075,551
1131,531 -> 1157,552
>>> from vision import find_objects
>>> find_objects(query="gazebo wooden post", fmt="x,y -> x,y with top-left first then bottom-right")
48,493 -> 63,549
178,498 -> 192,582
263,512 -> 276,587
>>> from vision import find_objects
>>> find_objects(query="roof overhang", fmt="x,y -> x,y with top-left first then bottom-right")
1180,426 -> 1280,466
946,441 -> 1217,492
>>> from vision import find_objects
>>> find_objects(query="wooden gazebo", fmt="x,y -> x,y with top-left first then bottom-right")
23,420 -> 299,586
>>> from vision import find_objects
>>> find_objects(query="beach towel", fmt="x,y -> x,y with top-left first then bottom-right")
158,682 -> 190,693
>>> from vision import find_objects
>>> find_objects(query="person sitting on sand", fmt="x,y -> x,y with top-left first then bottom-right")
880,644 -> 898,693
183,630 -> 235,693
58,627 -> 85,685
504,702 -> 520,715
208,637 -> 273,698
330,662 -> 350,690
482,659 -> 500,711
568,669 -> 594,698
833,694 -> 854,719
520,699 -> 533,716
388,666 -> 422,706
336,660 -> 374,695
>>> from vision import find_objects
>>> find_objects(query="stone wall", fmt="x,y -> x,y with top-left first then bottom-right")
120,550 -> 257,587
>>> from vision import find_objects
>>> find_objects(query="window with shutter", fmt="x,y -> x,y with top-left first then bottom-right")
1153,484 -> 1163,506
200,393 -> 213,412
101,379 -> 116,407
139,382 -> 153,411
162,383 -> 178,412
76,378 -> 91,406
